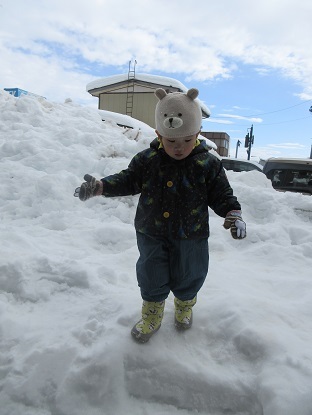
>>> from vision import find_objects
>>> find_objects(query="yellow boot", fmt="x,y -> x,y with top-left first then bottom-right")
174,296 -> 197,330
131,301 -> 165,343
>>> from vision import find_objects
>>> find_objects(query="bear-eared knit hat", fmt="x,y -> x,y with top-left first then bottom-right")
155,88 -> 202,138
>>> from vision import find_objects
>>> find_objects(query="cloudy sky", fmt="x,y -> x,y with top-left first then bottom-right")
1,0 -> 312,159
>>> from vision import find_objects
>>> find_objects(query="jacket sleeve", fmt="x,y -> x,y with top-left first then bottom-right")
206,159 -> 241,217
101,153 -> 143,197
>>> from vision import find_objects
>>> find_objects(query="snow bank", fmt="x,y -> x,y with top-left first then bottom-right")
0,90 -> 312,415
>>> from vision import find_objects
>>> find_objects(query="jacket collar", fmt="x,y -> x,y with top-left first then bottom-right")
150,137 -> 209,156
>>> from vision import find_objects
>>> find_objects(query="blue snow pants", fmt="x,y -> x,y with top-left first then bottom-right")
136,231 -> 209,302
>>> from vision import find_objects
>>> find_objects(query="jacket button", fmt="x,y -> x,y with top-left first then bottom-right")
163,211 -> 170,218
167,181 -> 173,187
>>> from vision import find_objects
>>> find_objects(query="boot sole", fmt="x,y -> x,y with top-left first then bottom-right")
131,324 -> 161,343
174,315 -> 193,331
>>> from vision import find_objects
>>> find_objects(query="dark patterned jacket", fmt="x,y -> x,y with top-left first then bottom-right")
101,138 -> 241,239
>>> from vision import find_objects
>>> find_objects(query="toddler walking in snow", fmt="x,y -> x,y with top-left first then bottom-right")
75,87 -> 246,343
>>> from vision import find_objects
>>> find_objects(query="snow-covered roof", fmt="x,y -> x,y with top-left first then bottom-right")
86,73 -> 187,93
86,73 -> 210,117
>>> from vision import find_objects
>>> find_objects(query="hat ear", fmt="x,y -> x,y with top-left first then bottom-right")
155,88 -> 167,101
186,88 -> 199,100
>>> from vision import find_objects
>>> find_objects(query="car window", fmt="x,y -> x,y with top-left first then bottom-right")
270,169 -> 312,190
222,160 -> 261,172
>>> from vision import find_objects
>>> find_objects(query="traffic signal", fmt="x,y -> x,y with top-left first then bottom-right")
244,133 -> 249,148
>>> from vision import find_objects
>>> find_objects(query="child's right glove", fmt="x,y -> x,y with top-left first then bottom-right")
223,210 -> 247,239
74,174 -> 103,201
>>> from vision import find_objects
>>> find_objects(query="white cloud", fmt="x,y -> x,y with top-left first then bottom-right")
205,118 -> 234,125
1,0 -> 312,102
268,142 -> 306,150
0,43 -> 96,105
233,142 -> 310,160
217,114 -> 263,123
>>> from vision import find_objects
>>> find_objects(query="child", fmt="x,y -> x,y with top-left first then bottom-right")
75,88 -> 246,343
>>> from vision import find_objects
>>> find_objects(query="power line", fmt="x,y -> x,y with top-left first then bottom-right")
211,98 -> 312,120
208,115 -> 311,126
255,116 -> 311,126
239,98 -> 312,117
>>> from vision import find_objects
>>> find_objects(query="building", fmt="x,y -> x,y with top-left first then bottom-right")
200,132 -> 230,157
4,88 -> 44,99
86,72 -> 210,129
86,69 -> 231,155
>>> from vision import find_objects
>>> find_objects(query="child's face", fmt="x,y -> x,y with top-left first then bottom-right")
159,133 -> 199,160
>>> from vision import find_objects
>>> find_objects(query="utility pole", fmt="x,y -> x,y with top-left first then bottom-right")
235,140 -> 241,158
310,107 -> 312,159
244,124 -> 254,160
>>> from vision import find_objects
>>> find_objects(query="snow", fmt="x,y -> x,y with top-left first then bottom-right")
86,73 -> 188,94
98,109 -> 217,150
0,89 -> 312,415
98,109 -> 156,132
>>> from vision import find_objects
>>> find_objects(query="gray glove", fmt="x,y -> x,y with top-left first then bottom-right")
74,174 -> 102,201
223,210 -> 246,239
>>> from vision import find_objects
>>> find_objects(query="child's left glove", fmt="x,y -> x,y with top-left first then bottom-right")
223,210 -> 246,239
74,174 -> 103,201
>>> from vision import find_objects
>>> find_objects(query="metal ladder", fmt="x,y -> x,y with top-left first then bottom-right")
126,60 -> 137,117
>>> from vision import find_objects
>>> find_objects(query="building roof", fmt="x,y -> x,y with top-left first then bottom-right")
86,73 -> 210,118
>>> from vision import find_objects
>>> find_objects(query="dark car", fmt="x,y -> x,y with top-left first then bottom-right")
221,157 -> 263,173
263,158 -> 312,195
